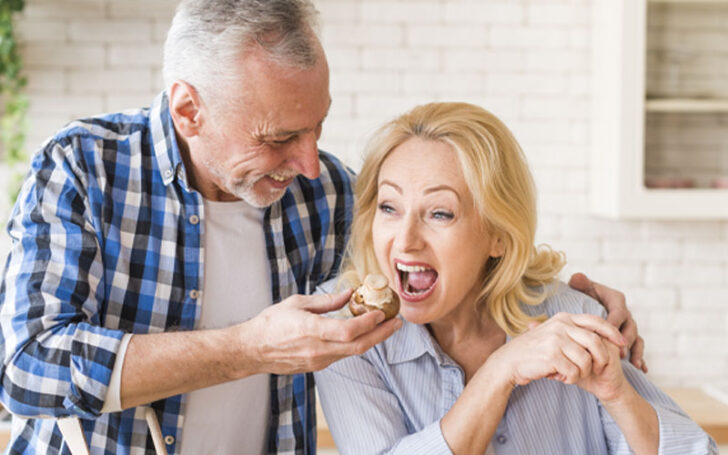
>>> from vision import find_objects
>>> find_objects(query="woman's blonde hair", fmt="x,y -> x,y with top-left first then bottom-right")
342,102 -> 565,336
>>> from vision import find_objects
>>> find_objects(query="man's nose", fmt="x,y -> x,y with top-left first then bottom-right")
287,132 -> 320,180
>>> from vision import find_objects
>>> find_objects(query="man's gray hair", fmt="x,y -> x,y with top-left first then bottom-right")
163,0 -> 320,102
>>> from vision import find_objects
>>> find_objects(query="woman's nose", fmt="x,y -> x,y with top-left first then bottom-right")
393,214 -> 424,252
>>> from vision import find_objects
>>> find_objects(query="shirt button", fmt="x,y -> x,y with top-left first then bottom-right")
496,434 -> 507,444
164,435 -> 175,445
189,214 -> 199,225
164,169 -> 173,178
189,289 -> 199,299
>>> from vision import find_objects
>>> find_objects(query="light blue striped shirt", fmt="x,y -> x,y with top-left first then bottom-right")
315,284 -> 717,454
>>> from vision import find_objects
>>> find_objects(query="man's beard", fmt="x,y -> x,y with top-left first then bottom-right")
204,157 -> 294,208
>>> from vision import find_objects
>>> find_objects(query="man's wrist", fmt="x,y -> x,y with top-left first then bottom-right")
223,320 -> 262,379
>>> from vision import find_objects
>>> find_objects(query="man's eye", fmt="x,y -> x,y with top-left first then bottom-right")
272,136 -> 295,145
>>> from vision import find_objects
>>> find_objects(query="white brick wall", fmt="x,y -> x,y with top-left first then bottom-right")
2,0 -> 727,392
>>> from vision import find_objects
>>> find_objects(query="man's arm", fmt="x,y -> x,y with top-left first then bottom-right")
119,291 -> 401,409
0,141 -> 125,418
568,273 -> 647,372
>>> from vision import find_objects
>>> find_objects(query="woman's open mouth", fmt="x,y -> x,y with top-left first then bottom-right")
395,260 -> 438,302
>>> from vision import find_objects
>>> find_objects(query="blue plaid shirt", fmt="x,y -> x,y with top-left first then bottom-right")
0,92 -> 354,454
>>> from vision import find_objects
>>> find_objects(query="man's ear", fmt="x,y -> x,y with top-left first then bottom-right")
168,80 -> 203,138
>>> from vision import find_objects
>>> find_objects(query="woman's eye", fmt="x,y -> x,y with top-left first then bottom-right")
432,210 -> 454,221
378,203 -> 395,214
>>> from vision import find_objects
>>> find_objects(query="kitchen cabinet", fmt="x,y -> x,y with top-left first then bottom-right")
590,0 -> 728,218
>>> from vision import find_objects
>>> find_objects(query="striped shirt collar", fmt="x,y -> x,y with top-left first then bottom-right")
385,319 -> 460,368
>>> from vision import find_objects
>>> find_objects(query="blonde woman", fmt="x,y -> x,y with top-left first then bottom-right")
314,103 -> 716,454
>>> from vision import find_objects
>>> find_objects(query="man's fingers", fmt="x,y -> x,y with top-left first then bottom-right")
569,273 -> 630,330
630,335 -> 648,373
316,309 -> 386,342
617,316 -> 638,352
345,317 -> 403,356
301,289 -> 353,314
568,273 -> 598,300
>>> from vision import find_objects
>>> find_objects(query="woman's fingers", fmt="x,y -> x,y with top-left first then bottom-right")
560,313 -> 626,348
564,325 -> 610,375
558,342 -> 594,380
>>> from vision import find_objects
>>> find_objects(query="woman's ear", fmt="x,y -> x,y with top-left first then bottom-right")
489,236 -> 505,258
168,80 -> 203,138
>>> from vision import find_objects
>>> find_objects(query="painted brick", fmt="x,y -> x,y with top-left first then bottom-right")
153,19 -> 172,43
361,48 -> 440,71
444,49 -> 523,72
524,49 -> 588,72
326,47 -> 360,71
401,72 -> 486,96
360,2 -> 442,24
521,97 -> 588,120
645,264 -> 724,287
330,71 -> 401,94
105,94 -> 158,113
28,94 -> 105,115
683,241 -> 728,264
24,70 -> 66,93
601,240 -> 681,263
316,1 -> 359,23
490,26 -> 569,48
406,25 -> 489,48
681,289 -> 728,310
559,216 -> 645,241
23,44 -> 106,69
622,288 -> 679,310
644,221 -> 723,240
68,69 -> 153,94
548,240 -> 600,262
322,24 -> 404,47
527,4 -> 588,26
486,73 -> 568,96
108,44 -> 164,68
23,0 -> 105,19
69,20 -> 153,43
16,19 -> 67,43
443,3 -> 524,25
108,0 -> 179,19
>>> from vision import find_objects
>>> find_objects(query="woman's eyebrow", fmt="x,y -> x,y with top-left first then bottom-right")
424,185 -> 460,200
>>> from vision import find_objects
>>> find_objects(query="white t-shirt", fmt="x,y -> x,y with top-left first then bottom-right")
104,198 -> 272,454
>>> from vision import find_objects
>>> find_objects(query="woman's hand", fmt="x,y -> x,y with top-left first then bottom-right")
577,339 -> 631,404
486,312 -> 626,388
568,273 -> 647,373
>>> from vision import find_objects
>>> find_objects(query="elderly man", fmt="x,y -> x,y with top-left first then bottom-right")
0,0 -> 643,453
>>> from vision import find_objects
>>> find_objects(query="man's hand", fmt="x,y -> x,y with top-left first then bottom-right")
238,289 -> 402,375
568,273 -> 647,373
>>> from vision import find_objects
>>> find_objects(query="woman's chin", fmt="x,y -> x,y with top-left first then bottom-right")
399,305 -> 434,325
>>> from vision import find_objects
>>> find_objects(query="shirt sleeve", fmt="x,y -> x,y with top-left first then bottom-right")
599,360 -> 718,454
315,354 -> 453,455
100,334 -> 133,413
0,140 -> 126,419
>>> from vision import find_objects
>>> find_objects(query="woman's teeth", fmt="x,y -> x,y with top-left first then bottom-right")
396,263 -> 429,273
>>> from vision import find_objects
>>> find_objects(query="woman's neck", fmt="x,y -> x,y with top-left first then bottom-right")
427,306 -> 507,383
